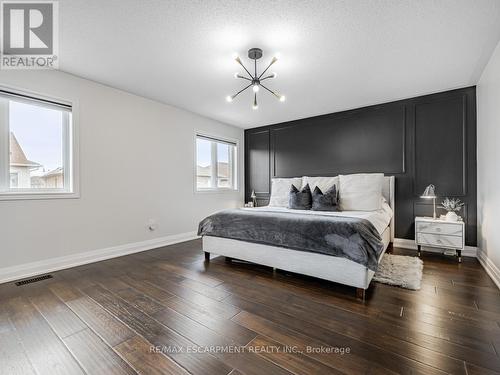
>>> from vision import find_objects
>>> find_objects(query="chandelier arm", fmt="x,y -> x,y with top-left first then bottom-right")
232,83 -> 253,99
258,58 -> 277,79
236,59 -> 254,79
260,83 -> 280,99
260,75 -> 275,81
236,75 -> 252,81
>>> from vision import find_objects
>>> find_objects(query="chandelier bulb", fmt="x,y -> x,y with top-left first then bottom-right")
271,72 -> 277,78
279,95 -> 286,102
233,72 -> 239,79
252,84 -> 260,93
226,95 -> 233,103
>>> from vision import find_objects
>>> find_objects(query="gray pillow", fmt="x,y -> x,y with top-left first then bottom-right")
311,185 -> 338,211
288,183 -> 312,210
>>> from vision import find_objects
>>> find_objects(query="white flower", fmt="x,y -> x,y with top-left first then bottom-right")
439,197 -> 464,212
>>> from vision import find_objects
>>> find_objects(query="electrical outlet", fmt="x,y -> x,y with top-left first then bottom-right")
147,219 -> 157,231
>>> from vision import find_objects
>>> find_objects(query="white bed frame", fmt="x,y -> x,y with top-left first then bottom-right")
203,176 -> 395,297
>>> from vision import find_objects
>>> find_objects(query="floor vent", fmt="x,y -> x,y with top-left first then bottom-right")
15,274 -> 53,286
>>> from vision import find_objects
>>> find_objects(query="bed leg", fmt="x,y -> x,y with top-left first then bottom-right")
387,242 -> 394,253
204,252 -> 210,262
356,288 -> 366,301
225,257 -> 232,263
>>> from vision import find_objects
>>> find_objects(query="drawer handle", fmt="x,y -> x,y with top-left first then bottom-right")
436,239 -> 442,243
435,227 -> 441,232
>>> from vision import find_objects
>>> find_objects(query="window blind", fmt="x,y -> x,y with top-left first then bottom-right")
0,89 -> 72,112
196,134 -> 236,146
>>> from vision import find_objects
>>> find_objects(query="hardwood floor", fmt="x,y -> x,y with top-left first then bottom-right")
1,239 -> 499,374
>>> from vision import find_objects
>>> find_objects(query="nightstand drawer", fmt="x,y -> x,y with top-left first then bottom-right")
416,222 -> 462,236
417,233 -> 463,248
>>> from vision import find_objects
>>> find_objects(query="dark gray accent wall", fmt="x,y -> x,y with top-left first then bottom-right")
245,87 -> 477,246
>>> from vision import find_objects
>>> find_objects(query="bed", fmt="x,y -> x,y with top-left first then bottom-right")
200,176 -> 395,298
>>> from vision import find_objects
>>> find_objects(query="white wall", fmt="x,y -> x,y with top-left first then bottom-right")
0,70 -> 244,279
477,39 -> 500,287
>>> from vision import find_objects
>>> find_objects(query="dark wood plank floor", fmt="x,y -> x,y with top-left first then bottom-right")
1,239 -> 500,375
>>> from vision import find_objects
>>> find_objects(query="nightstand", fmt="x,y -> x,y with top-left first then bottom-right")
415,217 -> 465,262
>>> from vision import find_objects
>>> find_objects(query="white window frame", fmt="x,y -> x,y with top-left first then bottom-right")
194,132 -> 238,193
0,85 -> 80,200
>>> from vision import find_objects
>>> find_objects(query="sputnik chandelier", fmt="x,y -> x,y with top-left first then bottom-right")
226,48 -> 285,110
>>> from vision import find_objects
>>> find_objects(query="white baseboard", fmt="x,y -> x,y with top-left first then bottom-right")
477,250 -> 500,290
0,231 -> 199,285
393,238 -> 477,258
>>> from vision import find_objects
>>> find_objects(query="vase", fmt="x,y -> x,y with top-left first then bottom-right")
445,211 -> 458,222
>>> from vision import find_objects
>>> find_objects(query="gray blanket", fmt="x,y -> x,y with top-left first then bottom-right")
198,208 -> 384,271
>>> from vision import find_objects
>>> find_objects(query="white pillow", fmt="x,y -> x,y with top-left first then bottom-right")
339,173 -> 384,211
302,176 -> 339,193
269,177 -> 302,207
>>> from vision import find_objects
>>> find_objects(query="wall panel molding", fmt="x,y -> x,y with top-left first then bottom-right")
413,94 -> 468,197
245,129 -> 271,195
271,105 -> 406,177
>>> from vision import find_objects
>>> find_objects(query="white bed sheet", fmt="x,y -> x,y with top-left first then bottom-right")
245,202 -> 393,236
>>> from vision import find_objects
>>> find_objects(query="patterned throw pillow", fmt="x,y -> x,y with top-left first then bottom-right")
311,185 -> 338,211
288,183 -> 312,210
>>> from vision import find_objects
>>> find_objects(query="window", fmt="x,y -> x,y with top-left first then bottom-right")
0,89 -> 76,199
196,134 -> 237,191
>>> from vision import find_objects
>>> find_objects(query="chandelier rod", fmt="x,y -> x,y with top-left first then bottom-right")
235,57 -> 253,79
231,83 -> 253,99
260,74 -> 274,81
258,57 -> 277,79
236,74 -> 252,81
260,83 -> 280,99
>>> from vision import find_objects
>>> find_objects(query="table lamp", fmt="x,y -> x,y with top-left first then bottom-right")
421,184 -> 437,219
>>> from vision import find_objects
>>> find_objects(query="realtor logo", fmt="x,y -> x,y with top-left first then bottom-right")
1,0 -> 58,69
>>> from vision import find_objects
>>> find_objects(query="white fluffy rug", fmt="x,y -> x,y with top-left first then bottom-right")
373,254 -> 424,290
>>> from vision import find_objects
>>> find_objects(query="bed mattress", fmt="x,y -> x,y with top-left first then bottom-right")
250,202 -> 393,235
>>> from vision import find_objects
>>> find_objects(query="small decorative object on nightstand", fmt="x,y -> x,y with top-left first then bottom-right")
251,190 -> 257,207
415,216 -> 465,262
440,197 -> 464,222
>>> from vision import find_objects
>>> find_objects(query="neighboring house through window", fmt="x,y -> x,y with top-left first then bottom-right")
0,89 -> 77,199
196,134 -> 237,191
9,132 -> 42,188
9,172 -> 18,188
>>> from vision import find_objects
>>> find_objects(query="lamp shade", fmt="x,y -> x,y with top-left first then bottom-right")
421,184 -> 436,198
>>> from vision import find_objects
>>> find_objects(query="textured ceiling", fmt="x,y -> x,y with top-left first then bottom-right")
59,0 -> 500,128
